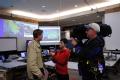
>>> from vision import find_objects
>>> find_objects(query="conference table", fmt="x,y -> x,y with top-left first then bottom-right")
45,54 -> 120,68
0,60 -> 27,80
45,61 -> 78,70
0,54 -> 119,80
104,52 -> 120,66
45,54 -> 120,78
0,60 -> 80,80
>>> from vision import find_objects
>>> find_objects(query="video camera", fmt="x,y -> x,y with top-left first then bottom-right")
71,24 -> 112,40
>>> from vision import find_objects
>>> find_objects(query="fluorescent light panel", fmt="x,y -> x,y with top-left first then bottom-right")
10,0 -> 120,20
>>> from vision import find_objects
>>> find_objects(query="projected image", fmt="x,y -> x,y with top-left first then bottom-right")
0,18 -> 38,37
39,27 -> 60,43
0,18 -> 38,51
4,20 -> 23,37
22,22 -> 38,37
0,19 -> 4,37
43,29 -> 60,41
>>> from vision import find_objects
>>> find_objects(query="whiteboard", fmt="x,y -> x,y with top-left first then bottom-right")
0,38 -> 17,51
105,11 -> 120,50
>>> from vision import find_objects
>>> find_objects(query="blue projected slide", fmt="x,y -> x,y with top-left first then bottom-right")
0,18 -> 38,37
0,19 -> 4,37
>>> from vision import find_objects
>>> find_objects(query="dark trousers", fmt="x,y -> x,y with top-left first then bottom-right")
32,75 -> 41,80
56,73 -> 69,80
32,68 -> 45,80
78,63 -> 103,80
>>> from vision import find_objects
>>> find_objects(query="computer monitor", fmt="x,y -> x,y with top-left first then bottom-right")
0,37 -> 17,56
0,37 -> 17,52
42,50 -> 49,56
20,52 -> 27,58
0,55 -> 5,62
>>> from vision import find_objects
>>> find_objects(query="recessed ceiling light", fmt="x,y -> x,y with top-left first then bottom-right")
42,6 -> 46,8
74,5 -> 78,8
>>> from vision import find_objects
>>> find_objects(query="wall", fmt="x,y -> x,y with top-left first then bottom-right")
104,11 -> 120,50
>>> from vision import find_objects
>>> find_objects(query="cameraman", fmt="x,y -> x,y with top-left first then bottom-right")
79,23 -> 105,80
